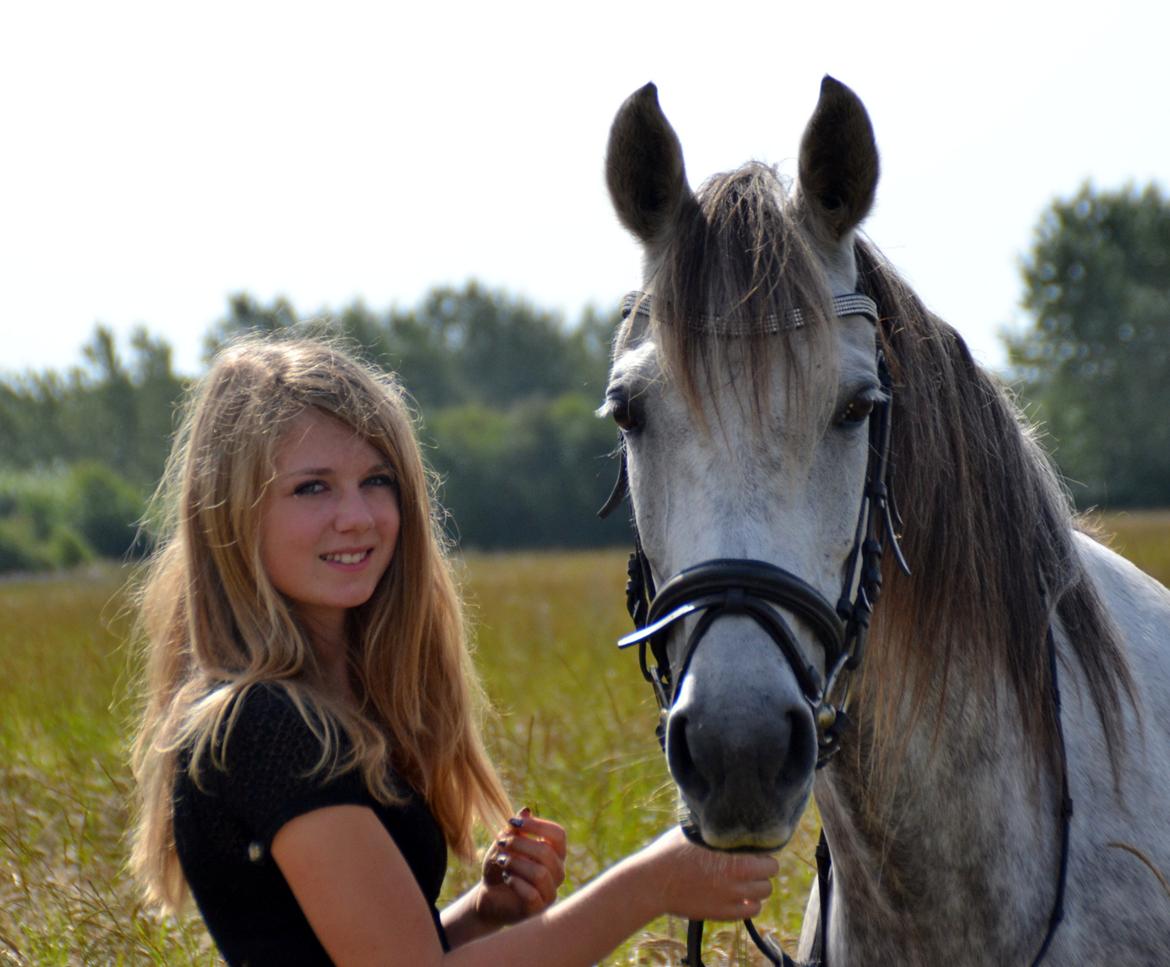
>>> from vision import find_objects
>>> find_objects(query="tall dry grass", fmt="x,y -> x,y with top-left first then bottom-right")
0,566 -> 217,964
0,554 -> 817,965
2,516 -> 1165,964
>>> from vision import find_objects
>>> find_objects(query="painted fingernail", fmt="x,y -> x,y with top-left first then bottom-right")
508,817 -> 525,828
495,852 -> 509,867
496,838 -> 508,848
501,871 -> 512,885
519,806 -> 532,818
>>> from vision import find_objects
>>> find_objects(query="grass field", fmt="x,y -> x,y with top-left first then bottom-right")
1,512 -> 1167,965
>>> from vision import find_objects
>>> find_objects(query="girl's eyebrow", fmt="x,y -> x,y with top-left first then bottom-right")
278,461 -> 392,479
278,465 -> 332,479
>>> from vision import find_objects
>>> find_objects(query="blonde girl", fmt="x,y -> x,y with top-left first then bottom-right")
131,335 -> 775,966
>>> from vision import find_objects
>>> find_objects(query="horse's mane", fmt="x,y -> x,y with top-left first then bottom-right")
645,162 -> 1135,779
855,239 -> 1134,778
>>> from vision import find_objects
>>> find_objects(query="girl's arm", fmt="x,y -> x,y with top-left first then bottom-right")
273,804 -> 776,967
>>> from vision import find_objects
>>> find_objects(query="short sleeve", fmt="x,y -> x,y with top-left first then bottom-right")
207,684 -> 372,853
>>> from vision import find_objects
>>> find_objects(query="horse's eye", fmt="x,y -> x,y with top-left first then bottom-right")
607,391 -> 641,433
836,395 -> 876,427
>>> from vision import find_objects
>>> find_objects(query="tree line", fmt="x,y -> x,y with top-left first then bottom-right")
0,282 -> 630,572
1,182 -> 1167,573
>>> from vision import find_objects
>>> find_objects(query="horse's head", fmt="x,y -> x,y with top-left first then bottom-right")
604,77 -> 882,850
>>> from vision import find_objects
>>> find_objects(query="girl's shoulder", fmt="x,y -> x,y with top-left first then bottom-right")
178,681 -> 374,851
212,680 -> 341,777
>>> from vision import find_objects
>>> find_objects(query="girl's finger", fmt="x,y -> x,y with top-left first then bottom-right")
498,834 -> 565,885
738,898 -> 764,919
496,853 -> 558,904
736,878 -> 773,901
507,815 -> 567,857
504,868 -> 546,915
736,853 -> 779,879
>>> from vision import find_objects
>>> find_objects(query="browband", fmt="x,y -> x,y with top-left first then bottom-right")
620,291 -> 880,334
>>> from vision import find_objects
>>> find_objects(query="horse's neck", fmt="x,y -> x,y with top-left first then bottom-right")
815,658 -> 1061,966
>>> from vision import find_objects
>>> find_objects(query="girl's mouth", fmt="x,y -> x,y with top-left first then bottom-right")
320,549 -> 372,566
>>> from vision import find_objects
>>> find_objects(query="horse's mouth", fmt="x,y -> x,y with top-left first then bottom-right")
678,808 -> 790,853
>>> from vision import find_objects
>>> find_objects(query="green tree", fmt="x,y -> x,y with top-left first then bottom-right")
565,303 -> 622,398
203,292 -> 300,360
198,282 -> 618,415
425,393 -> 630,550
1007,183 -> 1170,507
78,326 -> 140,474
0,326 -> 184,486
408,282 -> 583,408
126,327 -> 185,482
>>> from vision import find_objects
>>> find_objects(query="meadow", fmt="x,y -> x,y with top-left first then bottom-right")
1,512 -> 1167,965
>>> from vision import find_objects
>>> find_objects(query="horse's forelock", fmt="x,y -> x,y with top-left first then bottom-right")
647,163 -> 837,424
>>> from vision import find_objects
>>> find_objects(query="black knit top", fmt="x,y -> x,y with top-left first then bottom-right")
173,683 -> 449,966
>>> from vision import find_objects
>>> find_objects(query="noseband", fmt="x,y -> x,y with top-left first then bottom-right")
600,290 -> 909,770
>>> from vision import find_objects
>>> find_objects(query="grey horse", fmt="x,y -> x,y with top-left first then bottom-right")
601,76 -> 1170,964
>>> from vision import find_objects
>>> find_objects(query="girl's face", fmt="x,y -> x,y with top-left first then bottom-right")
260,408 -> 400,648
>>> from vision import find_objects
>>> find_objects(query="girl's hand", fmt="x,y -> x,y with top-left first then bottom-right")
638,826 -> 779,922
476,808 -> 567,925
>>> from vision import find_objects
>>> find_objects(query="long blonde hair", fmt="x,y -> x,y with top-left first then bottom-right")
130,335 -> 510,912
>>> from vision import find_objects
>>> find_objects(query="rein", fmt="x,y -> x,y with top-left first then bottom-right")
599,290 -> 1074,966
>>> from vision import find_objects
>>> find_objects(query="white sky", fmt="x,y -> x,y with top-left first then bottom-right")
1,0 -> 1166,380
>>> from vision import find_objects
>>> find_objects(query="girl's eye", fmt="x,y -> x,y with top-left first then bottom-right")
836,395 -> 877,428
364,474 -> 397,489
293,480 -> 327,496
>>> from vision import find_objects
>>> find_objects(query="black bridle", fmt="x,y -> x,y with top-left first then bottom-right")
600,290 -> 908,772
599,290 -> 1072,967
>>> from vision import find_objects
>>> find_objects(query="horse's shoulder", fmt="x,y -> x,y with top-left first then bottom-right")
1073,529 -> 1170,736
1073,529 -> 1170,619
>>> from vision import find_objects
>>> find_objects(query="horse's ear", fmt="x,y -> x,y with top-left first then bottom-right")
606,83 -> 692,245
798,76 -> 879,240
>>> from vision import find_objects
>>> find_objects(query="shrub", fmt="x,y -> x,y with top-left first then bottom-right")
66,462 -> 146,560
0,518 -> 50,573
49,526 -> 95,569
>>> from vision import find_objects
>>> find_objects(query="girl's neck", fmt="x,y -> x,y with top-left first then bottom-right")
302,615 -> 358,707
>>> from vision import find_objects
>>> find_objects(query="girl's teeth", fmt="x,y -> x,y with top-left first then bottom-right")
325,551 -> 366,564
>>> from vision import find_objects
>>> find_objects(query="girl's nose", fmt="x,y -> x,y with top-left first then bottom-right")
334,488 -> 375,532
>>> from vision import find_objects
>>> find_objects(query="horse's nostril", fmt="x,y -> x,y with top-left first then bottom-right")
666,712 -> 712,804
669,703 -> 818,813
778,708 -> 818,785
